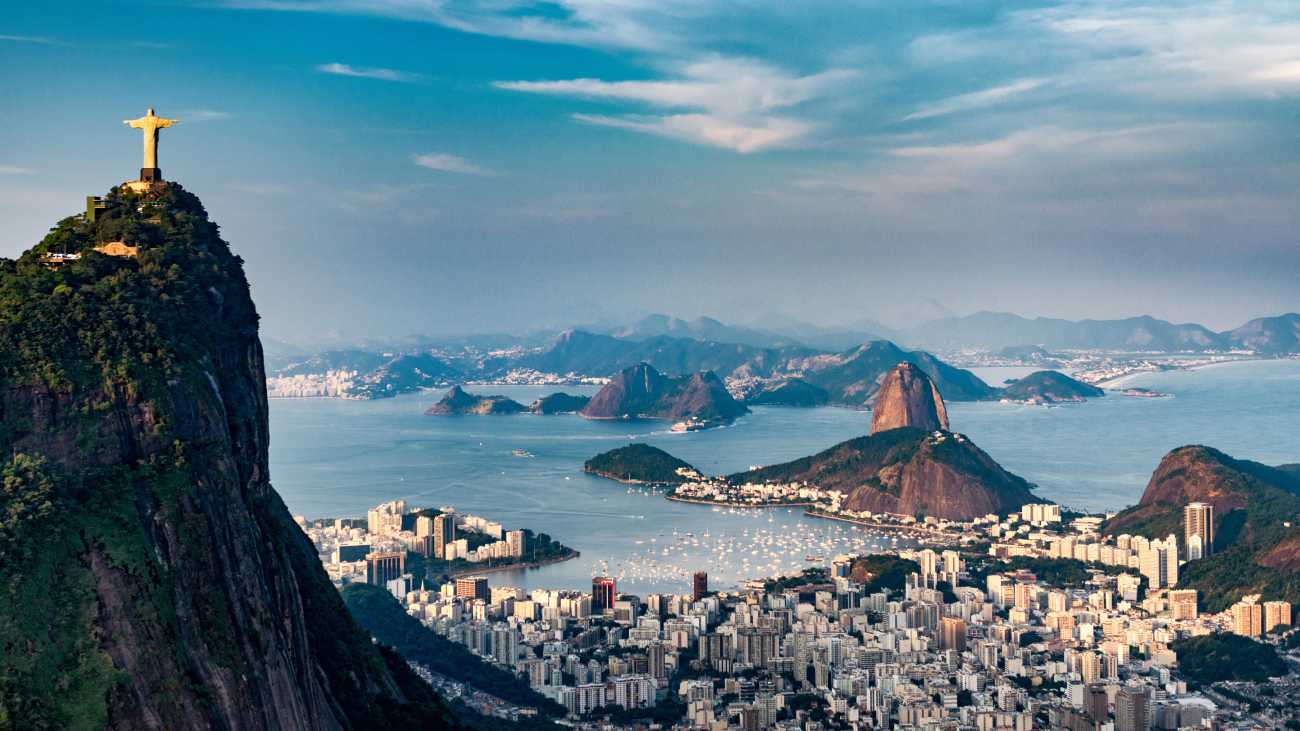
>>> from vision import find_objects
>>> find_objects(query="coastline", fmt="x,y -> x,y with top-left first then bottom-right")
665,495 -> 814,509
802,508 -> 958,544
439,549 -> 581,578
1094,355 -> 1265,389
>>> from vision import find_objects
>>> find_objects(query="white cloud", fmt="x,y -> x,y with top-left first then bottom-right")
0,165 -> 34,175
903,79 -> 1047,121
0,34 -> 60,44
573,113 -> 813,155
1029,3 -> 1300,96
497,57 -> 858,153
225,0 -> 687,53
316,62 -> 420,82
180,109 -> 233,122
413,153 -> 494,176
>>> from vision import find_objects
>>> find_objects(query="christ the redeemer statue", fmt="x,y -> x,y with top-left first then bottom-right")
124,108 -> 178,182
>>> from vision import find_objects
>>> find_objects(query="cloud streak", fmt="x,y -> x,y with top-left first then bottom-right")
413,153 -> 495,176
0,34 -> 62,44
497,58 -> 858,152
180,109 -> 234,122
903,79 -> 1047,121
316,61 -> 420,82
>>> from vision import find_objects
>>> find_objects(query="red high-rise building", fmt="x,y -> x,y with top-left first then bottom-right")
592,576 -> 616,614
692,571 -> 708,602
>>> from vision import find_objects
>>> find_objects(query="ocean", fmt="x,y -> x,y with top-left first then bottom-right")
269,358 -> 1300,594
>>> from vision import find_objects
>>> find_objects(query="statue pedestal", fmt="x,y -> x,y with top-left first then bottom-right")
122,179 -> 168,194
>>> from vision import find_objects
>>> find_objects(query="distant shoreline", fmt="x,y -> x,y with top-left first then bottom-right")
665,495 -> 815,509
802,508 -> 958,544
1095,356 -> 1264,389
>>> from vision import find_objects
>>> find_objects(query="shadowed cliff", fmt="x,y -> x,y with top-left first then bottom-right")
0,184 -> 457,729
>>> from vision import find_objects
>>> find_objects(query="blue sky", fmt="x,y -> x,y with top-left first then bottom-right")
2,0 -> 1297,341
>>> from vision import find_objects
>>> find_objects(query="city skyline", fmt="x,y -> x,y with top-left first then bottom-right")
3,1 -> 1298,340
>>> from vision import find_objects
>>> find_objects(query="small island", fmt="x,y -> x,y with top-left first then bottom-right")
424,385 -> 527,415
529,392 -> 591,414
1118,387 -> 1171,398
999,370 -> 1104,404
582,443 -> 701,485
580,363 -> 748,428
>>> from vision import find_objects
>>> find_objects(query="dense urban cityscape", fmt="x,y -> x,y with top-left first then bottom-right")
302,497 -> 1298,729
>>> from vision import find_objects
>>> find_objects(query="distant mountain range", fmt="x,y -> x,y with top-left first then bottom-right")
266,311 -> 1300,401
904,311 -> 1300,353
602,314 -> 803,349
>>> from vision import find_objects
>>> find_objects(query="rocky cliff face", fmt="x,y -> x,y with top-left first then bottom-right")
1103,446 -> 1300,611
580,363 -> 748,423
869,363 -> 949,435
0,184 -> 453,729
729,427 -> 1037,521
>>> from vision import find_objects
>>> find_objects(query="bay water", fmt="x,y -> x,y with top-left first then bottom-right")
269,359 -> 1300,593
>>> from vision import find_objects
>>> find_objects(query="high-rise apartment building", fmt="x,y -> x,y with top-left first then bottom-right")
592,576 -> 617,615
365,551 -> 405,586
1115,686 -> 1148,731
692,571 -> 708,602
1168,590 -> 1198,620
455,575 -> 489,602
1263,600 -> 1292,633
1232,599 -> 1262,637
433,513 -> 456,559
1139,536 -> 1179,589
940,617 -> 967,652
506,529 -> 525,558
1184,502 -> 1214,560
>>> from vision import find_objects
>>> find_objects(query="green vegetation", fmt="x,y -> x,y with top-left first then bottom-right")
583,443 -> 698,484
764,567 -> 831,593
999,370 -> 1103,402
850,555 -> 922,594
1171,634 -> 1286,684
340,584 -> 565,718
1103,447 -> 1300,612
966,556 -> 1134,590
0,185 -> 462,728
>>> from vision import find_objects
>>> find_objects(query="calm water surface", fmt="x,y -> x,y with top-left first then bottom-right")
269,359 -> 1300,593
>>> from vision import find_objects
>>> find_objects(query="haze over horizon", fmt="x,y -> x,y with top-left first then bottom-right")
3,1 -> 1297,341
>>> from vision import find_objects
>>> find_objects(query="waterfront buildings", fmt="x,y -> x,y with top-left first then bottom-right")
592,576 -> 616,615
304,499 -> 1299,727
692,571 -> 708,602
456,576 -> 490,602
